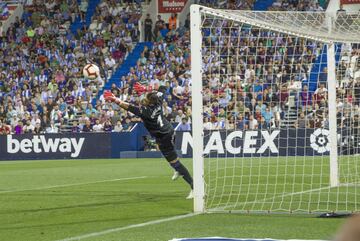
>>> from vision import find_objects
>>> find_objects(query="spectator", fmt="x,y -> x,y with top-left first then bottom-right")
82,120 -> 92,132
262,107 -> 273,127
23,120 -> 35,133
46,121 -> 59,133
50,104 -> 62,123
300,84 -> 312,111
34,123 -> 43,134
144,13 -> 153,41
279,85 -> 289,110
14,121 -> 24,135
168,13 -> 177,31
337,60 -> 347,81
313,2 -> 324,11
113,120 -> 123,132
154,15 -> 165,36
0,121 -> 11,135
92,119 -> 103,132
184,13 -> 190,29
248,115 -> 258,130
337,4 -> 346,15
72,121 -> 81,133
177,118 -> 191,131
0,22 -> 3,38
237,114 -> 248,130
122,118 -> 133,131
295,112 -> 307,128
79,0 -> 88,23
103,120 -> 113,132
203,117 -> 212,130
313,83 -> 328,106
258,117 -> 268,129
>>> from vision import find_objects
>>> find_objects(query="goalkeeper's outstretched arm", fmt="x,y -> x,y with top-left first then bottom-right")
103,91 -> 144,117
104,83 -> 167,117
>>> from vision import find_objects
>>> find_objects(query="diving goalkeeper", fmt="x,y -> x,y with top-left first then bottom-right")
104,83 -> 194,199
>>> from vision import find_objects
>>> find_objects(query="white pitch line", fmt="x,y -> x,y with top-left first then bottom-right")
56,213 -> 198,241
0,176 -> 148,194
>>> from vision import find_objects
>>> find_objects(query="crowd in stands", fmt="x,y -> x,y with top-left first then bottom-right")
336,48 -> 360,128
0,2 -> 10,20
269,0 -> 329,11
0,0 -> 141,134
197,0 -> 255,10
106,0 -> 348,132
0,0 -> 358,135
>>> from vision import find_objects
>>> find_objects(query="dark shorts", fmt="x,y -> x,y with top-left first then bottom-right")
156,131 -> 178,162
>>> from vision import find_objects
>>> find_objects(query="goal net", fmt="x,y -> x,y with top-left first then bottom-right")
190,6 -> 360,213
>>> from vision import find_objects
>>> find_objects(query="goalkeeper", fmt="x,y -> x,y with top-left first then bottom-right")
104,83 -> 194,199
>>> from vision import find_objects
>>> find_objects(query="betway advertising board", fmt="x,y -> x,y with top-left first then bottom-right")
176,128 -> 348,157
0,133 -> 111,160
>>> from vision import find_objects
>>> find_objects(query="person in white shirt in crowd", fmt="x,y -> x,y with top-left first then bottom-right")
163,102 -> 172,117
23,119 -> 35,133
79,0 -> 88,23
46,121 -> 59,133
248,115 -> 259,130
106,105 -> 115,118
50,104 -> 62,123
245,64 -> 255,82
92,119 -> 103,132
0,22 -> 3,38
172,80 -> 184,99
314,83 -> 328,95
203,117 -> 212,130
175,109 -> 186,123
105,53 -> 117,71
31,113 -> 41,127
113,120 -> 123,132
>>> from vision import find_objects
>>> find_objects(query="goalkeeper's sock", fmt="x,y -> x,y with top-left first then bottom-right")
170,160 -> 193,189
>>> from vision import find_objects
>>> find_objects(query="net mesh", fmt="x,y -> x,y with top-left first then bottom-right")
201,8 -> 360,43
197,9 -> 360,213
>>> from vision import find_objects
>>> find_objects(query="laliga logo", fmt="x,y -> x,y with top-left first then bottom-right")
310,128 -> 330,154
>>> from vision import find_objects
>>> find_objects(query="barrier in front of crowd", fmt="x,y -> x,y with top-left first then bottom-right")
0,125 -> 357,160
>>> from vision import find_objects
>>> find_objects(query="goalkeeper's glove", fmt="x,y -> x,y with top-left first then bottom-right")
104,91 -> 120,104
134,82 -> 152,95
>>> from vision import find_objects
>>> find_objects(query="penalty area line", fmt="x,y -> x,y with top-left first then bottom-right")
56,213 -> 198,241
0,176 -> 148,194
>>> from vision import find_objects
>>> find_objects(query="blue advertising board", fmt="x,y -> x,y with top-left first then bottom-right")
0,133 -> 111,160
0,126 -> 356,160
175,128 -> 358,158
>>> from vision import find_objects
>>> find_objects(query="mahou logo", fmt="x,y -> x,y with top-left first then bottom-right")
310,128 -> 330,154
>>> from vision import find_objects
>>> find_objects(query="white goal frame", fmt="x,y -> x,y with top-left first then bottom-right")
190,5 -> 360,213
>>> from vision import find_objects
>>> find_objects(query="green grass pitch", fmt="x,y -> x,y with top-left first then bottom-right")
0,158 -> 353,241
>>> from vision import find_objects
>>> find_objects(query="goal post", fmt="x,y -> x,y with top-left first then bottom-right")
327,43 -> 339,188
190,4 -> 205,213
191,6 -> 360,213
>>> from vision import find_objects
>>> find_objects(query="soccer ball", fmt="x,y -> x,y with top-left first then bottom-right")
83,64 -> 100,80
